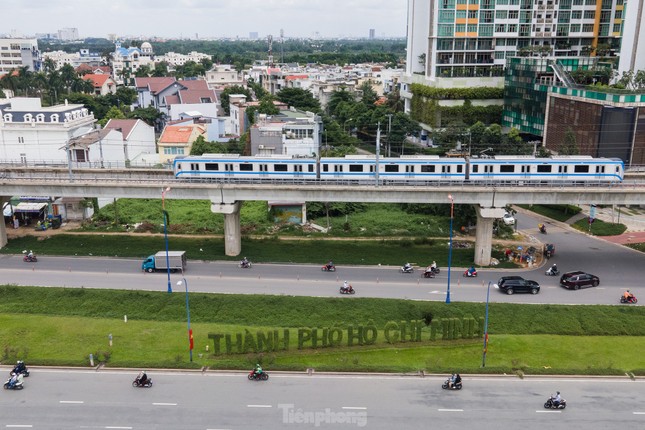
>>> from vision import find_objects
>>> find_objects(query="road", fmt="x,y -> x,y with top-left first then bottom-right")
0,211 -> 642,305
1,369 -> 644,429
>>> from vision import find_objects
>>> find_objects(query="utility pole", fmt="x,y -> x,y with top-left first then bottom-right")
376,122 -> 380,187
386,113 -> 393,157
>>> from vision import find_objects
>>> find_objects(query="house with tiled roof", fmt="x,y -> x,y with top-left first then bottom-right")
103,119 -> 156,165
82,74 -> 117,96
166,79 -> 219,121
111,41 -> 154,85
157,124 -> 206,164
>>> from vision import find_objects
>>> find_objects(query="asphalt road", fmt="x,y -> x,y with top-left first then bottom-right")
0,211 -> 642,305
1,369 -> 644,430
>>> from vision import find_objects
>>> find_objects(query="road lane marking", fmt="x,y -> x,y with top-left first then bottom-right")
247,404 -> 272,408
633,412 -> 645,415
342,407 -> 367,410
6,426 -> 33,428
438,409 -> 463,412
59,400 -> 84,404
152,402 -> 177,406
105,427 -> 133,429
536,410 -> 561,413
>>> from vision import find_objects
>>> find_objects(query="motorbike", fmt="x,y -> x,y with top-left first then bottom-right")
23,254 -> 37,263
10,364 -> 29,378
3,374 -> 24,390
248,370 -> 269,381
423,270 -> 435,279
132,377 -> 153,388
545,267 -> 560,276
538,224 -> 547,234
463,269 -> 478,278
400,265 -> 414,274
544,397 -> 566,409
620,295 -> 638,304
239,260 -> 252,269
441,378 -> 463,390
340,285 -> 355,295
322,264 -> 336,272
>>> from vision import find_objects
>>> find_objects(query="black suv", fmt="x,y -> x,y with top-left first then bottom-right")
495,276 -> 540,295
560,271 -> 599,290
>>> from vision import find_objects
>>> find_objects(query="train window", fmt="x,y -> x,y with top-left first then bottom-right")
596,166 -> 605,173
421,165 -> 435,173
240,163 -> 253,171
558,166 -> 568,173
369,165 -> 374,172
456,165 -> 463,173
274,164 -> 288,172
537,165 -> 551,173
205,163 -> 219,171
472,165 -> 479,173
322,164 -> 329,172
500,165 -> 514,173
308,165 -> 314,172
349,165 -> 364,172
574,165 -> 589,173
385,165 -> 399,172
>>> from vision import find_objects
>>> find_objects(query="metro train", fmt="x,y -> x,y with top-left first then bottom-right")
173,154 -> 625,184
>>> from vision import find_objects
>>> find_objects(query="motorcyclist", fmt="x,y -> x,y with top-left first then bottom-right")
551,391 -> 562,407
539,223 -> 546,233
342,281 -> 350,292
404,262 -> 412,272
624,290 -> 634,301
467,266 -> 476,275
327,260 -> 334,270
8,373 -> 18,388
13,360 -> 26,375
137,370 -> 148,385
548,264 -> 558,275
241,257 -> 249,267
254,363 -> 263,377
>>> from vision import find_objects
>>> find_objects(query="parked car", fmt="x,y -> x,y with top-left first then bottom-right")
560,271 -> 600,290
494,276 -> 540,295
502,212 -> 516,225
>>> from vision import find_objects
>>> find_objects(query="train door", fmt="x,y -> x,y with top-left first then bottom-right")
405,164 -> 415,179
224,163 -> 235,178
594,165 -> 605,180
558,165 -> 568,181
333,163 -> 344,178
294,164 -> 304,177
441,164 -> 451,178
258,164 -> 269,178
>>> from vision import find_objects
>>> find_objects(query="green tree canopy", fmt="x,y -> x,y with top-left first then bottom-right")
276,87 -> 321,112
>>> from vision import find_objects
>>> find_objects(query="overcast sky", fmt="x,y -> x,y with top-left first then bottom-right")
2,0 -> 408,39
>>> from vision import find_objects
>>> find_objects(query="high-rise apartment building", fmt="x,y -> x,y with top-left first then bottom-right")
369,29 -> 376,39
403,0 -> 624,105
0,38 -> 40,75
57,28 -> 79,41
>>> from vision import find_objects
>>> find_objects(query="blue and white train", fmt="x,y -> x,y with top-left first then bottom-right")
173,154 -> 624,185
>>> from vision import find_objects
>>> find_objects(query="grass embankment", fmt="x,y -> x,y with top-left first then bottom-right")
0,234 -> 514,268
2,286 -> 645,374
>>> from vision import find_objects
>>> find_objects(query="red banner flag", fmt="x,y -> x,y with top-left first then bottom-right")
189,329 -> 194,350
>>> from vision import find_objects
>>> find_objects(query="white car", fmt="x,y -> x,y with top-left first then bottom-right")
502,213 -> 516,225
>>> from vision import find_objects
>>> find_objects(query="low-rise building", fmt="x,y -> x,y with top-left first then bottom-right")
0,38 -> 40,75
157,124 -> 206,164
82,74 -> 117,96
0,97 -> 94,164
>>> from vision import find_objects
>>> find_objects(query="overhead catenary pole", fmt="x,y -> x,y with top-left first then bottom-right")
386,113 -> 393,157
375,122 -> 380,186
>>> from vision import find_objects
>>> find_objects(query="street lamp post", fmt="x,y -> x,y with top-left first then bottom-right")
162,187 -> 172,293
177,279 -> 193,362
482,281 -> 491,367
446,194 -> 454,304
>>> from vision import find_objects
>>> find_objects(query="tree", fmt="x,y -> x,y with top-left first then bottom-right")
327,89 -> 356,116
59,64 -> 78,93
200,57 -> 214,71
560,128 -> 580,155
247,77 -> 266,99
135,65 -> 152,77
153,62 -> 169,77
98,106 -> 126,127
128,107 -> 163,127
359,81 -> 378,106
276,87 -> 321,112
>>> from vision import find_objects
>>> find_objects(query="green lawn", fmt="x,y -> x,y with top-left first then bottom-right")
2,287 -> 645,374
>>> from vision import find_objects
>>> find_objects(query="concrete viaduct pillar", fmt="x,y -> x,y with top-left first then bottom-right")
0,196 -> 7,249
474,206 -> 506,266
211,201 -> 242,256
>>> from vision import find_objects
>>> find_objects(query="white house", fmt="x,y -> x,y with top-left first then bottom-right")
103,119 -> 157,166
0,97 -> 95,164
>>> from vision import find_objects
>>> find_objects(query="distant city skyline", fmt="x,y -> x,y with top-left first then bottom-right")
0,0 -> 407,39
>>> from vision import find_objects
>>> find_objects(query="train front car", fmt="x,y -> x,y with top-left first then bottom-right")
468,155 -> 624,185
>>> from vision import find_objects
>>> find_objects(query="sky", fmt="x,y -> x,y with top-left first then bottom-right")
2,0 -> 408,39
